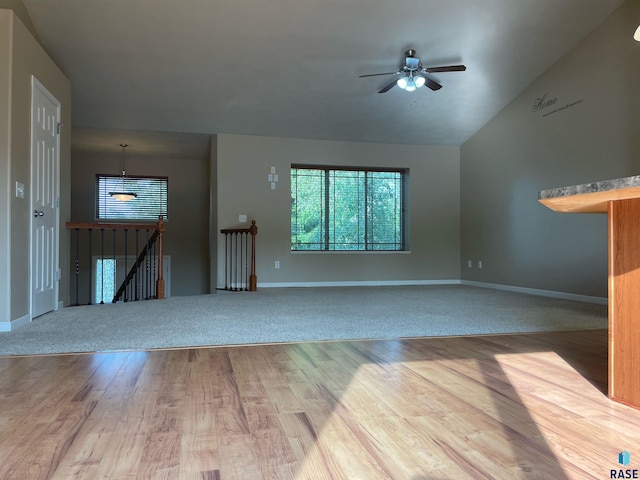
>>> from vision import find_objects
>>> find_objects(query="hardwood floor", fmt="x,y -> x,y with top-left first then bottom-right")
0,329 -> 637,479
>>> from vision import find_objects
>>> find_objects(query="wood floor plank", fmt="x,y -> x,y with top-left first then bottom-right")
1,329 -> 639,479
179,349 -> 220,477
278,412 -> 344,480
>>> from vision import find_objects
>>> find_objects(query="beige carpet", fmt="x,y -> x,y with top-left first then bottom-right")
0,285 -> 607,356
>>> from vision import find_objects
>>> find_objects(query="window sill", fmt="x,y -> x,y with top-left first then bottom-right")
291,250 -> 411,255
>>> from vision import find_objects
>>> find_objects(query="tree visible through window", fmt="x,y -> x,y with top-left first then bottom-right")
291,166 -> 406,251
96,175 -> 168,221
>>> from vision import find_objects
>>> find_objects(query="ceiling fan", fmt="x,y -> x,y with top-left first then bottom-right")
360,49 -> 466,93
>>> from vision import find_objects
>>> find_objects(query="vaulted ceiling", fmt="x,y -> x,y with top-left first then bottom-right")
22,0 -> 624,146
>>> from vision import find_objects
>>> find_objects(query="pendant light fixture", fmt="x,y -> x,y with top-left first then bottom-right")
109,144 -> 137,202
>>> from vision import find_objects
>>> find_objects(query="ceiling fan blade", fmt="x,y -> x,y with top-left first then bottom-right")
423,77 -> 442,91
424,65 -> 466,73
359,71 -> 400,78
378,80 -> 398,93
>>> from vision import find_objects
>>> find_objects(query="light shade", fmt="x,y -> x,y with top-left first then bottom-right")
635,25 -> 640,42
109,191 -> 137,201
110,144 -> 137,202
397,74 -> 424,92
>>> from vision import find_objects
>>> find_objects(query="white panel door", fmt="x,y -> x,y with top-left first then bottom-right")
31,78 -> 60,318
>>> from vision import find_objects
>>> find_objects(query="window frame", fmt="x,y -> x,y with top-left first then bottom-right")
95,174 -> 169,222
291,164 -> 408,252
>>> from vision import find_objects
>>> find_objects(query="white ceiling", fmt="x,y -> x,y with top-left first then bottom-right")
22,0 -> 624,146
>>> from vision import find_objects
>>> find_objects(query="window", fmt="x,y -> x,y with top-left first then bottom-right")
95,258 -> 116,304
96,175 -> 168,221
291,166 -> 406,251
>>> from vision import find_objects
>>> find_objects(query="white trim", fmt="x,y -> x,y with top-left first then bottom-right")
0,313 -> 31,332
256,279 -> 607,304
461,280 -> 607,305
257,279 -> 461,288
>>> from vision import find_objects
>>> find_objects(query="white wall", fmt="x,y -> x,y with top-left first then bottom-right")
216,134 -> 460,287
460,0 -> 640,297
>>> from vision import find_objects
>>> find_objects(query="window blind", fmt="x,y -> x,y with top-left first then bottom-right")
96,175 -> 168,221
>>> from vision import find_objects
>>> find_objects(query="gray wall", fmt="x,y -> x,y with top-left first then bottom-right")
70,129 -> 211,298
0,8 -> 71,326
460,0 -> 640,297
0,0 -> 38,38
0,11 -> 11,324
215,134 -> 460,286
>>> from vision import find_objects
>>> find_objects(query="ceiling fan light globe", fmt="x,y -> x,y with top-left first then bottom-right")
415,76 -> 426,88
397,77 -> 408,89
404,77 -> 417,92
635,25 -> 640,41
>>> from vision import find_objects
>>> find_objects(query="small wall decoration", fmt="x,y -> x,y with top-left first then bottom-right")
268,166 -> 279,190
531,93 -> 583,118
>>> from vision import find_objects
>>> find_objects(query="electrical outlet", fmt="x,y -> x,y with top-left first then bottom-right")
275,260 -> 280,269
239,214 -> 247,223
478,260 -> 483,269
467,260 -> 472,268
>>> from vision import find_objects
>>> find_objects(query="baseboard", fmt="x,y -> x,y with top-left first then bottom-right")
257,279 -> 462,288
0,313 -> 31,332
246,278 -> 607,305
461,280 -> 608,305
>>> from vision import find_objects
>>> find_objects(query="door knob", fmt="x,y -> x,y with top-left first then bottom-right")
33,210 -> 44,218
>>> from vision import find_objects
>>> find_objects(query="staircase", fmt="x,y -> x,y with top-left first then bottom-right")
66,216 -> 166,304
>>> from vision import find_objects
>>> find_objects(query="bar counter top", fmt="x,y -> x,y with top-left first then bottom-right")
538,175 -> 640,213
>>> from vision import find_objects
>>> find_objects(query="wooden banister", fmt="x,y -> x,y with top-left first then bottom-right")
220,220 -> 258,291
66,216 -> 166,303
249,220 -> 257,291
65,221 -> 159,230
156,216 -> 166,299
112,229 -> 160,302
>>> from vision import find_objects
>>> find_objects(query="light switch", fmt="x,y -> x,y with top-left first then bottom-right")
15,181 -> 24,199
239,214 -> 247,223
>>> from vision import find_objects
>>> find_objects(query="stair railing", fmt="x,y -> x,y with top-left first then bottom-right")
66,216 -> 166,305
220,220 -> 258,291
112,216 -> 166,302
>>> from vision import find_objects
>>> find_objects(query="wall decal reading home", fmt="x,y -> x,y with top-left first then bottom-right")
532,93 -> 584,117
532,94 -> 557,112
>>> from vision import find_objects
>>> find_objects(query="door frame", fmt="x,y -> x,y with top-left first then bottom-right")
30,76 -> 61,319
